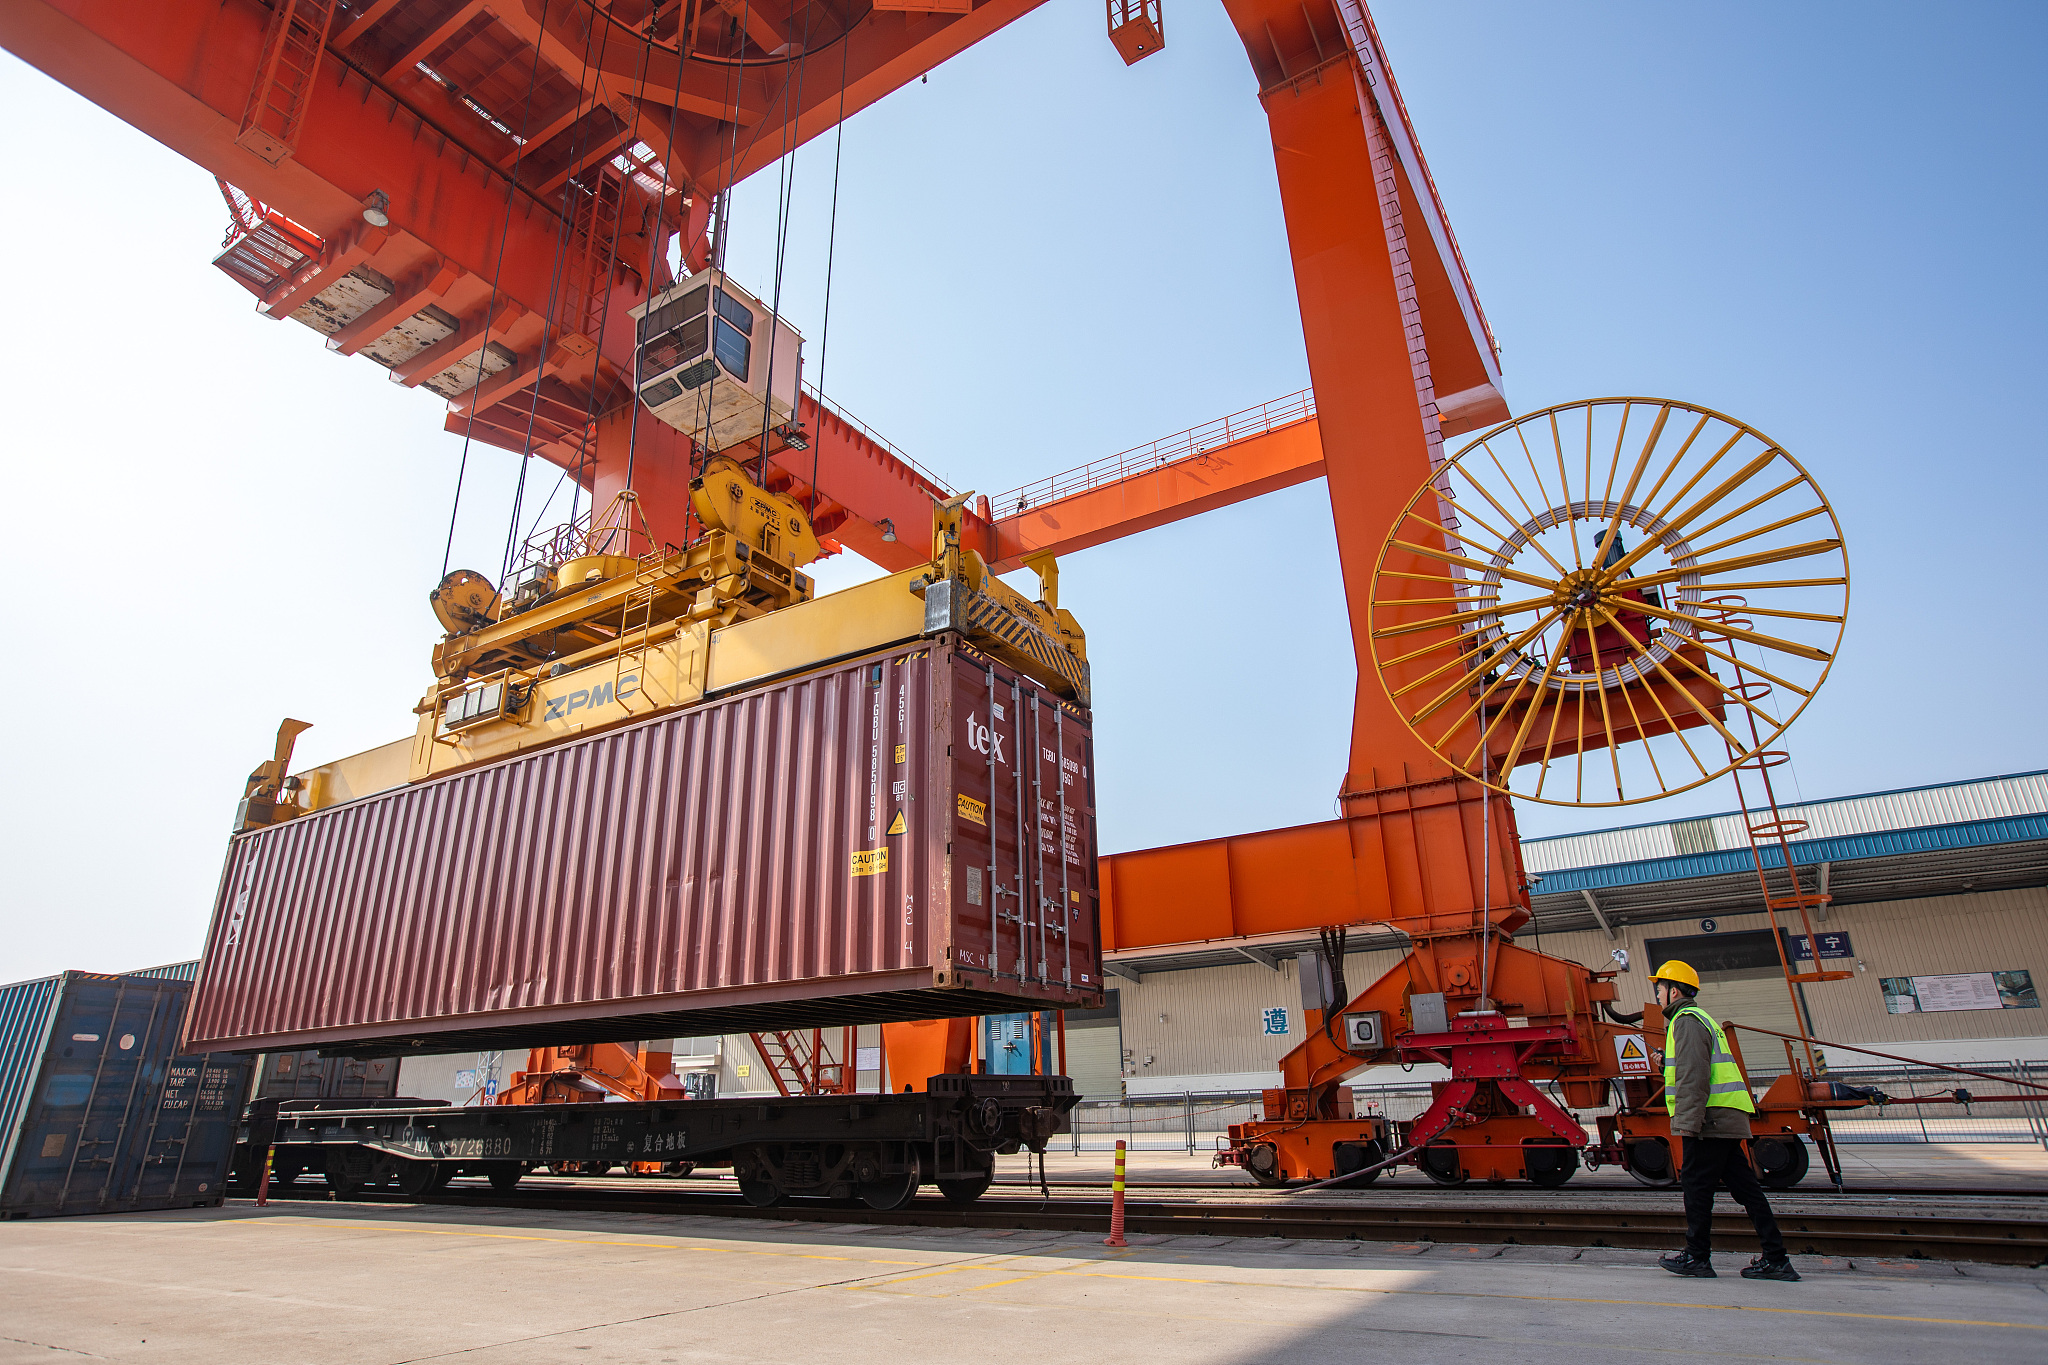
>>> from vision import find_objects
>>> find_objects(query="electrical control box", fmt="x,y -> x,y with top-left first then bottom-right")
628,269 -> 803,453
1341,1011 -> 1383,1051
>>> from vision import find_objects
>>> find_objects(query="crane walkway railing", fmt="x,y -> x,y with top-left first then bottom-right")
801,381 -> 957,499
992,389 -> 1317,517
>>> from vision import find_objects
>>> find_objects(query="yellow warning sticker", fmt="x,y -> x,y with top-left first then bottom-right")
957,794 -> 987,826
1071,890 -> 1080,903
851,848 -> 889,877
887,811 -> 907,836
894,744 -> 906,764
1615,1033 -> 1652,1076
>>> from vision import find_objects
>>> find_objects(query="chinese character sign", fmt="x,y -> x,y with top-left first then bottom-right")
1262,1007 -> 1290,1036
1789,932 -> 1854,961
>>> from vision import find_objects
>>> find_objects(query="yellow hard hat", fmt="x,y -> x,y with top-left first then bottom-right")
1651,960 -> 1701,989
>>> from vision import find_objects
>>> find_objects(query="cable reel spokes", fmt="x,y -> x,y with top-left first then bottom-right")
1369,398 -> 1849,806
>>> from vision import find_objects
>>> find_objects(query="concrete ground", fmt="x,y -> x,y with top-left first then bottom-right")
2,1200 -> 2043,1364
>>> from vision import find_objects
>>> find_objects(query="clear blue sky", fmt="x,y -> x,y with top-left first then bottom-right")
2,2 -> 2043,980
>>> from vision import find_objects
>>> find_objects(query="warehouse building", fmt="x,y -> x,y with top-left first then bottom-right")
1075,770 -> 2048,1099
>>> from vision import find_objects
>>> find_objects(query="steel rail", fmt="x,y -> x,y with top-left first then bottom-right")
249,1186 -> 2048,1265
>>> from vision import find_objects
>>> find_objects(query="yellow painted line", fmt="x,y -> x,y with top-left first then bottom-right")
863,1261 -> 1014,1286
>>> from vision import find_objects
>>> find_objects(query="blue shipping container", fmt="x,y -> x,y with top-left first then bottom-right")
0,972 -> 254,1218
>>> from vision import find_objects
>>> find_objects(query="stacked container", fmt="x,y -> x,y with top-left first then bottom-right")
0,971 -> 252,1218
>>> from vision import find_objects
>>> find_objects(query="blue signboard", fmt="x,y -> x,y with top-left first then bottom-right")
1789,932 -> 1853,961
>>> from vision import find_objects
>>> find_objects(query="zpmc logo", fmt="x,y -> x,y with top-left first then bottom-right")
965,712 -> 1005,763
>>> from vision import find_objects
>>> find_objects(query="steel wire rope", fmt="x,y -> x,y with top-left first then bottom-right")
559,19 -> 660,554
750,0 -> 819,483
497,9 -> 616,587
622,0 -> 713,511
807,24 -> 853,522
441,0 -> 558,581
684,1 -> 755,475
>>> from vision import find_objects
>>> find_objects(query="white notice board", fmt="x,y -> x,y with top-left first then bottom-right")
1911,973 -> 2003,1011
1884,972 -> 2001,1013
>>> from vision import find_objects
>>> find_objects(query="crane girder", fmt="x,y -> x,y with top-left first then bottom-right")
5,0 -> 1539,985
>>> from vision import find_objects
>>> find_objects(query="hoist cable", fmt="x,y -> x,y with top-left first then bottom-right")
442,0 -> 555,581
622,4 -> 700,516
752,0 -> 817,482
561,20 -> 653,553
498,5 -> 614,583
809,32 -> 852,522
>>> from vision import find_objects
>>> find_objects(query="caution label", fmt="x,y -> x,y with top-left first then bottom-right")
1615,1033 -> 1652,1076
957,794 -> 987,826
894,744 -> 906,764
887,811 -> 907,836
851,848 -> 889,877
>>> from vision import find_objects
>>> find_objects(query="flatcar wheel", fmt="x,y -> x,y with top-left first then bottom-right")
737,1174 -> 785,1208
1523,1141 -> 1579,1188
391,1160 -> 441,1197
1242,1144 -> 1285,1188
1419,1143 -> 1466,1187
486,1164 -> 526,1193
428,1164 -> 459,1191
1332,1139 -> 1386,1186
860,1155 -> 922,1212
1623,1139 -> 1676,1187
323,1168 -> 364,1198
936,1169 -> 993,1205
1751,1136 -> 1810,1189
270,1163 -> 302,1189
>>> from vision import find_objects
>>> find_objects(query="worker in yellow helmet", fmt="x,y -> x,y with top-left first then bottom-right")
1651,960 -> 1800,1282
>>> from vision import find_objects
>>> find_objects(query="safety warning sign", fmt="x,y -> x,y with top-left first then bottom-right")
887,811 -> 907,835
1614,1033 -> 1652,1076
851,848 -> 888,877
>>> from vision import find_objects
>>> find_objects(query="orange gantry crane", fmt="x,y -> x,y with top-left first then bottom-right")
6,0 -> 1858,1185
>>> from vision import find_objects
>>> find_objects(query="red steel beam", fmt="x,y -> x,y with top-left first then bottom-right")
986,416 -> 1325,572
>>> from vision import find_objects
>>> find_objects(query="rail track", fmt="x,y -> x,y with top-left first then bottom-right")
251,1182 -> 2048,1266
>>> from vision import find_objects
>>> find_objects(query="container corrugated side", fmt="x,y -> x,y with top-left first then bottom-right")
0,973 -> 255,1218
0,975 -> 64,1177
187,636 -> 1102,1056
120,961 -> 201,982
254,1050 -> 400,1100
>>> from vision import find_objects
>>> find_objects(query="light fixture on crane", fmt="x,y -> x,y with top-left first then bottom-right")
361,189 -> 390,227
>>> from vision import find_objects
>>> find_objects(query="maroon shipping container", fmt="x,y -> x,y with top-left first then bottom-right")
185,636 -> 1103,1055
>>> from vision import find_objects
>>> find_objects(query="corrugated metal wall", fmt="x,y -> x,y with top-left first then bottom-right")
1801,887 -> 2048,1048
1521,771 -> 2048,872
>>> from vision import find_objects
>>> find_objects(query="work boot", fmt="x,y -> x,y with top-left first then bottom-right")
1741,1254 -> 1801,1282
1659,1250 -> 1717,1278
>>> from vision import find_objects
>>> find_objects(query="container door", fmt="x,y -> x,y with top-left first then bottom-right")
1026,685 -> 1100,992
2,976 -> 180,1215
948,651 -> 1101,996
951,655 -> 1029,983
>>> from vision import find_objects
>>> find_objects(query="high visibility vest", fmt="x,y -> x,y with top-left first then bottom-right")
1663,1004 -> 1757,1114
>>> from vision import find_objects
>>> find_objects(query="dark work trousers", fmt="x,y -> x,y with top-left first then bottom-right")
1680,1137 -> 1786,1258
